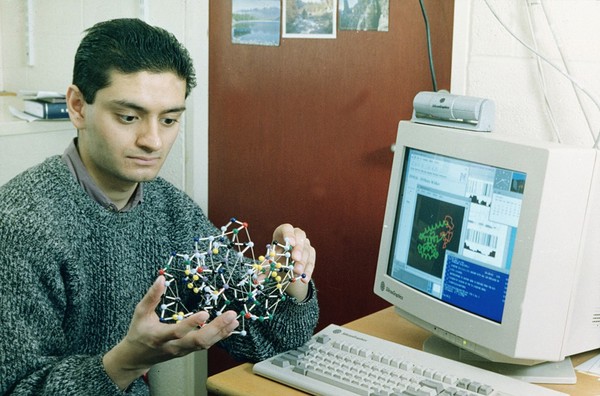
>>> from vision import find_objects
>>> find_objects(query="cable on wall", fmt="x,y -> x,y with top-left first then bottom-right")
540,0 -> 595,143
418,0 -> 438,92
139,0 -> 149,22
482,0 -> 600,148
26,0 -> 35,66
525,1 -> 562,143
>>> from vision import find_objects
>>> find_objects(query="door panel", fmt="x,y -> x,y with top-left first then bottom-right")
208,0 -> 454,375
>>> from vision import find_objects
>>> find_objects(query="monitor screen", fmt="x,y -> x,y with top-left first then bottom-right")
374,121 -> 600,382
389,147 -> 526,324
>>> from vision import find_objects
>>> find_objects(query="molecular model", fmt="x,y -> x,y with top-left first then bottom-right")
156,218 -> 306,336
417,215 -> 455,261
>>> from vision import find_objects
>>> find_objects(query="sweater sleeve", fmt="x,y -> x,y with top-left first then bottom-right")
217,279 -> 319,363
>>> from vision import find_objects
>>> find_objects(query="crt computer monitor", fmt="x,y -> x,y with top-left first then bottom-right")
374,120 -> 600,383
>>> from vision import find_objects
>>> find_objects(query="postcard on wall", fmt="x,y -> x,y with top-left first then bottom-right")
232,0 -> 281,46
339,0 -> 389,32
283,0 -> 337,39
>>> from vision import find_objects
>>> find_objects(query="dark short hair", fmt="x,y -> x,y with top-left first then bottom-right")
73,18 -> 197,103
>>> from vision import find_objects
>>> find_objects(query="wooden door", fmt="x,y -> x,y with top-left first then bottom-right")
208,0 -> 454,374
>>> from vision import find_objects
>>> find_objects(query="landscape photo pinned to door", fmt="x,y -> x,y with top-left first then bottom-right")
339,0 -> 389,31
283,0 -> 337,39
232,0 -> 281,46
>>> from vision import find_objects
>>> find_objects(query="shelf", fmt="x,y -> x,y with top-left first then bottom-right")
0,95 -> 74,137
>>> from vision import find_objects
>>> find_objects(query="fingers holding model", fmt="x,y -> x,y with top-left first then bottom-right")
272,223 -> 316,302
102,276 -> 240,390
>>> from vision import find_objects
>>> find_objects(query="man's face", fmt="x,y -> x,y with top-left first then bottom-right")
73,70 -> 187,193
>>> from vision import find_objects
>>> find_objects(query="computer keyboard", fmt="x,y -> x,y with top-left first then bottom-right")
253,324 -> 567,396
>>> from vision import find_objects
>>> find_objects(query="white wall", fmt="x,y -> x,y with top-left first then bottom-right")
0,0 -> 209,212
452,0 -> 600,147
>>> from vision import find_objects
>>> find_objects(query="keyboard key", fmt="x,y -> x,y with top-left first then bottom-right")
420,378 -> 446,393
306,369 -> 370,395
478,384 -> 494,395
270,358 -> 290,368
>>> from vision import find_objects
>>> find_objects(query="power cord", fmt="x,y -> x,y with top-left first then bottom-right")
483,0 -> 600,148
418,0 -> 438,92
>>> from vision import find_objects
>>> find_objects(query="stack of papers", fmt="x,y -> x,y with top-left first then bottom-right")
576,353 -> 600,377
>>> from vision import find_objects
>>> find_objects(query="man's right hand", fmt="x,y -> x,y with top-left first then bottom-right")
102,276 -> 239,390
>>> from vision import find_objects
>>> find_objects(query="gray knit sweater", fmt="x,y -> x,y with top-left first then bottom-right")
0,156 -> 318,395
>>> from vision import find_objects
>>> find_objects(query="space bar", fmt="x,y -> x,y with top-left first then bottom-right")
306,369 -> 370,395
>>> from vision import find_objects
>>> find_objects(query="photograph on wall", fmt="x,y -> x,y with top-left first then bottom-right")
232,0 -> 281,46
339,0 -> 389,31
283,0 -> 337,39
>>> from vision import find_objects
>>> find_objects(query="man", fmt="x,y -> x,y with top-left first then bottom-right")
0,18 -> 318,395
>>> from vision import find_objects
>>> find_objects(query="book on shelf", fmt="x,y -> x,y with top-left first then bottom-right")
23,98 -> 69,119
35,96 -> 66,103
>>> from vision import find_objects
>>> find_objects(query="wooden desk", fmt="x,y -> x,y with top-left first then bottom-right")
207,306 -> 600,396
